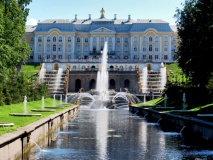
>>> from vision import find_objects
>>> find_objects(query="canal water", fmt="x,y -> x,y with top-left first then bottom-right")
27,107 -> 213,160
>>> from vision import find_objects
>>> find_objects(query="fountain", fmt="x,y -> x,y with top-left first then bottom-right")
10,96 -> 42,116
54,68 -> 63,92
160,62 -> 167,90
45,94 -> 65,109
39,63 -> 46,83
31,96 -> 55,112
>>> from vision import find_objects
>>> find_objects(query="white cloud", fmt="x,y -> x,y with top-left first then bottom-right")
26,18 -> 38,25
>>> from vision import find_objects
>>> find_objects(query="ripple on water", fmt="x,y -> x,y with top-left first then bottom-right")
158,131 -> 181,136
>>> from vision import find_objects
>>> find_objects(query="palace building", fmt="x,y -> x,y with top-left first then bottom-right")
25,8 -> 178,63
24,9 -> 178,95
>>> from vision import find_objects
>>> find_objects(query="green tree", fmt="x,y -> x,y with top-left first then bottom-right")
175,0 -> 213,87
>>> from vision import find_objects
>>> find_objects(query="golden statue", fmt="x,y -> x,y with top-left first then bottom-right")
100,8 -> 105,18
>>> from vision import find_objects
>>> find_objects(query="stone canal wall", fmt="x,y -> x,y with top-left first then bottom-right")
0,106 -> 79,160
130,106 -> 213,146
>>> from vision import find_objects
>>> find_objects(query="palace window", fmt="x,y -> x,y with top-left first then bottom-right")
108,37 -> 112,42
124,45 -> 128,52
58,44 -> 62,52
53,44 -> 56,51
67,45 -> 71,52
53,36 -> 56,42
85,37 -> 89,43
38,44 -> 42,52
116,45 -> 120,52
164,36 -> 168,42
143,55 -> 146,59
143,45 -> 146,51
30,37 -> 34,42
76,45 -> 80,52
149,55 -> 152,60
93,37 -> 96,42
134,36 -> 138,42
38,36 -> 42,42
38,55 -> 41,60
101,45 -> 104,51
124,37 -> 128,43
58,36 -> 62,42
134,44 -> 138,51
84,45 -> 89,52
155,36 -> 159,42
116,37 -> 120,43
47,55 -> 50,59
172,37 -> 176,41
46,44 -> 50,52
155,55 -> 159,59
164,44 -> 168,51
101,37 -> 104,42
77,37 -> 80,43
171,45 -> 176,52
47,36 -> 50,42
155,44 -> 159,52
149,44 -> 152,51
68,36 -> 71,42
149,36 -> 152,42
164,55 -> 168,60
143,36 -> 146,42
108,45 -> 112,51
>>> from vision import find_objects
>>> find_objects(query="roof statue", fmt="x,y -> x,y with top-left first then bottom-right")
100,8 -> 105,18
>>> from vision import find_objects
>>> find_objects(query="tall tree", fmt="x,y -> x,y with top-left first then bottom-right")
0,0 -> 31,83
175,0 -> 213,87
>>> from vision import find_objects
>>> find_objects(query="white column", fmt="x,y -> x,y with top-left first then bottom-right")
97,37 -> 99,51
169,36 -> 172,60
82,37 -> 84,57
34,36 -> 37,61
63,36 -> 66,54
121,37 -> 123,58
130,36 -> 133,59
139,36 -> 142,59
43,36 -> 46,58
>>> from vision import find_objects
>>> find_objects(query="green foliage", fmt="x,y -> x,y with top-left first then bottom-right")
175,0 -> 213,87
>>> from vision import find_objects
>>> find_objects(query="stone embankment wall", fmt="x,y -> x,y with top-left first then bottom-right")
130,106 -> 213,147
0,106 -> 79,160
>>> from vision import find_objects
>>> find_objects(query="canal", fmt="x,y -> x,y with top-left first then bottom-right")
26,107 -> 213,160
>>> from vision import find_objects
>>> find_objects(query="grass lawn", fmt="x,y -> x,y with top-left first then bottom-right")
135,97 -> 164,107
0,98 -> 74,136
21,62 -> 40,78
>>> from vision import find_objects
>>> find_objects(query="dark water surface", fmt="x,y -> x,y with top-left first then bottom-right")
27,107 -> 213,160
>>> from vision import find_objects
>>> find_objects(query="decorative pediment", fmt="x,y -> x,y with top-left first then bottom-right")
91,27 -> 115,33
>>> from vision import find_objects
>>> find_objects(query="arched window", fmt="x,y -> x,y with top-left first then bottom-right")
46,44 -> 50,52
149,44 -> 152,51
143,36 -> 146,42
164,44 -> 168,51
93,37 -> 96,42
67,45 -> 71,52
38,44 -> 42,52
149,36 -> 153,42
30,36 -> 34,42
116,37 -> 120,43
116,45 -> 120,52
101,45 -> 104,51
134,36 -> 138,42
101,37 -> 104,42
108,45 -> 112,51
124,37 -> 128,43
68,36 -> 71,42
134,44 -> 138,51
164,36 -> 168,42
143,45 -> 146,51
53,36 -> 56,42
85,37 -> 88,43
47,36 -> 50,42
76,45 -> 80,52
124,45 -> 128,52
155,44 -> 159,51
38,36 -> 42,42
58,36 -> 62,42
155,36 -> 159,42
77,37 -> 80,43
108,37 -> 112,42
58,44 -> 62,52
52,44 -> 56,51
172,45 -> 176,52
84,45 -> 88,52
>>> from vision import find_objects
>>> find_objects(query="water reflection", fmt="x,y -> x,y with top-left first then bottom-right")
26,108 -> 213,160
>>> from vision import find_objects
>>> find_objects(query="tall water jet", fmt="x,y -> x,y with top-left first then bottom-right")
96,42 -> 109,101
142,67 -> 148,93
54,68 -> 63,92
24,95 -> 28,114
160,62 -> 167,91
39,63 -> 46,83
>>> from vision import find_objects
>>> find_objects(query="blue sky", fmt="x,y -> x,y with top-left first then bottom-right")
26,0 -> 184,25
